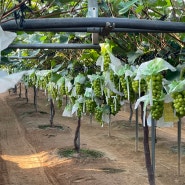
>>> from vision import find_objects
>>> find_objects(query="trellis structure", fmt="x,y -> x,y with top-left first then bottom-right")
1,3 -> 185,185
2,17 -> 185,32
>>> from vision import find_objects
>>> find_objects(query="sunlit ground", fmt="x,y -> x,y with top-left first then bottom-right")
1,150 -> 72,169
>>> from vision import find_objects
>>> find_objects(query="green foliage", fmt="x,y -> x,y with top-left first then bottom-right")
58,148 -> 104,158
118,0 -> 139,15
2,0 -> 185,124
38,124 -> 64,129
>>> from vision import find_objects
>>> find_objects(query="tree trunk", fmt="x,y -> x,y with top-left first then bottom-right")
66,95 -> 68,105
33,86 -> 37,112
74,116 -> 81,153
129,100 -> 133,123
19,83 -> 21,98
14,84 -> 17,94
50,98 -> 55,127
140,102 -> 155,185
25,86 -> 28,103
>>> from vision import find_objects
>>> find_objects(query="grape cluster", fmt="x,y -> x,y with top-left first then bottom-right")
110,70 -> 120,91
103,53 -> 111,71
95,106 -> 103,123
59,80 -> 66,95
132,79 -> 147,94
107,97 -> 121,116
40,79 -> 46,90
65,86 -> 71,95
39,76 -> 50,90
22,75 -> 29,86
151,100 -> 164,120
28,73 -> 37,87
56,99 -> 63,108
120,76 -> 135,102
110,71 -> 114,84
92,78 -> 102,97
103,88 -> 114,98
172,91 -> 185,117
76,82 -> 84,95
146,74 -> 164,120
85,99 -> 96,113
146,74 -> 163,99
47,82 -> 58,100
83,58 -> 96,67
70,96 -> 76,104
77,103 -> 84,117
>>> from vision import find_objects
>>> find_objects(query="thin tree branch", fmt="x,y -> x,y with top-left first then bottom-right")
2,0 -> 27,19
170,0 -> 178,21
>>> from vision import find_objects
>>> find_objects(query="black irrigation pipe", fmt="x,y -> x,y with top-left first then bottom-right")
2,17 -> 185,33
1,26 -> 181,33
8,43 -> 101,49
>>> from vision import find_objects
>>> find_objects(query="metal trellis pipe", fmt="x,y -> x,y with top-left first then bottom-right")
8,43 -> 101,49
88,0 -> 99,44
151,118 -> 156,182
3,27 -> 182,33
8,56 -> 38,59
178,118 -> 182,176
2,17 -> 185,33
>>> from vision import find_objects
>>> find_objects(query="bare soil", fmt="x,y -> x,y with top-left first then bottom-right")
0,87 -> 185,185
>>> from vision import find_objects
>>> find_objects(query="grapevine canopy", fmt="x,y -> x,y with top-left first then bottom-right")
0,0 -> 185,82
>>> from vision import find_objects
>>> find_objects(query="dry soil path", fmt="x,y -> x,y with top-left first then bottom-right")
0,93 -> 52,185
1,90 -> 185,185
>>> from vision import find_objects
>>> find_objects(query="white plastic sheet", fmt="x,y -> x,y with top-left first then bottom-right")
0,70 -> 8,77
0,70 -> 32,93
135,57 -> 176,80
0,26 -> 17,54
0,26 -> 18,93
104,71 -> 124,96
62,104 -> 73,117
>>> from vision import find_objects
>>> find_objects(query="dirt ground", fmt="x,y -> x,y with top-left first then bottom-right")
1,87 -> 185,185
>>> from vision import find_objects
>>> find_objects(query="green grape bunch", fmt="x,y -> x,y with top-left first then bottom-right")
172,91 -> 185,118
92,78 -> 102,97
104,88 -> 115,98
107,97 -> 121,116
47,82 -> 58,100
120,76 -> 135,102
85,99 -> 96,114
145,74 -> 164,120
56,99 -> 63,108
22,75 -> 29,86
83,58 -> 96,67
70,96 -> 76,104
146,74 -> 163,99
110,70 -> 120,91
151,100 -> 164,120
65,86 -> 71,96
28,73 -> 37,87
58,80 -> 66,95
95,106 -> 103,123
132,79 -> 147,94
38,76 -> 49,90
103,52 -> 111,71
77,103 -> 84,117
76,82 -> 85,95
